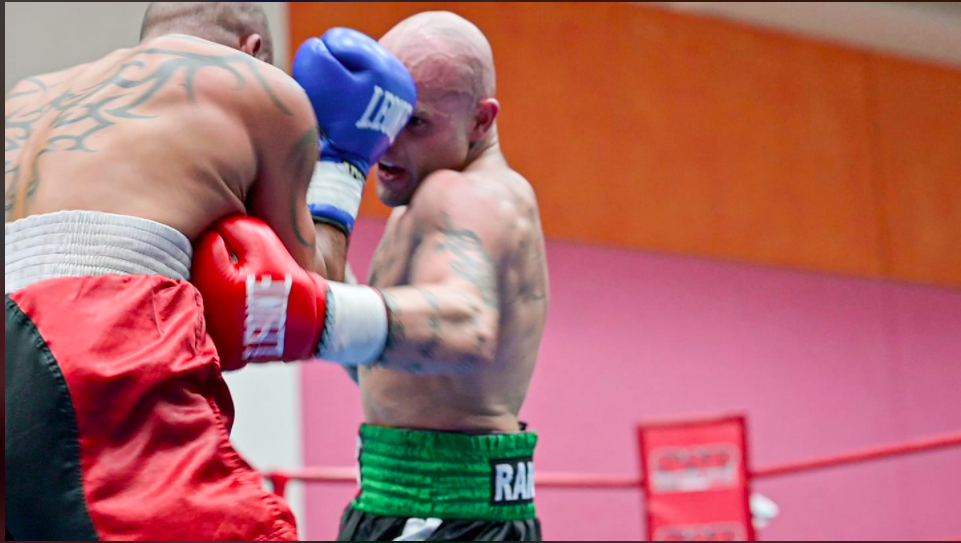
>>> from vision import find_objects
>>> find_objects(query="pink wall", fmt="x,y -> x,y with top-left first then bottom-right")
300,218 -> 961,541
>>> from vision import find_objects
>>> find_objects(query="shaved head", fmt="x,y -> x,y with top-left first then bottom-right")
140,2 -> 273,63
380,11 -> 495,104
375,11 -> 501,207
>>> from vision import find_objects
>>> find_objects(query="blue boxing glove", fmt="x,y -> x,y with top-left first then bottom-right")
293,28 -> 416,235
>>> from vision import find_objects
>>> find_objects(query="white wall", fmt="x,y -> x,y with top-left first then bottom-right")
651,2 -> 961,68
3,0 -> 304,525
5,2 -> 290,91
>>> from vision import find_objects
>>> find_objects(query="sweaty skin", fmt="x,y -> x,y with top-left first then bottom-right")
359,12 -> 550,433
5,7 -> 345,278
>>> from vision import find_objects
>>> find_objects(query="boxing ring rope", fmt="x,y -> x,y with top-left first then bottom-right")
265,429 -> 961,496
751,430 -> 961,480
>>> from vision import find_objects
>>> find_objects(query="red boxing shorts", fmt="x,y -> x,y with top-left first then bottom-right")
4,211 -> 297,541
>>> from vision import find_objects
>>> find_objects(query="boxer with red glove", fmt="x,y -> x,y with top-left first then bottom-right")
4,9 -> 414,541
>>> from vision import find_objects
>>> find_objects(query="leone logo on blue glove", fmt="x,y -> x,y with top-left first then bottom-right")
293,27 -> 417,236
355,85 -> 414,144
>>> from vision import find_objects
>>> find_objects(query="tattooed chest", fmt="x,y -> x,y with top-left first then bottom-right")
368,246 -> 413,288
367,225 -> 417,288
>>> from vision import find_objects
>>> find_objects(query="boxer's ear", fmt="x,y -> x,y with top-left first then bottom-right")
469,98 -> 499,143
240,34 -> 269,64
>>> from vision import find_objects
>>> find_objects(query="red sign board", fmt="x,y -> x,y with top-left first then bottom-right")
639,415 -> 754,541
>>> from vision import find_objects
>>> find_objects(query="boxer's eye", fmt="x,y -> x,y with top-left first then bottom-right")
407,116 -> 426,128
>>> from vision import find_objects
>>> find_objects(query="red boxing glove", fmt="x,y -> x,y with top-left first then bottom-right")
192,216 -> 329,371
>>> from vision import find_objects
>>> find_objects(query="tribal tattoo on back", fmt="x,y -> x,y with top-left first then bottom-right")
5,37 -> 291,219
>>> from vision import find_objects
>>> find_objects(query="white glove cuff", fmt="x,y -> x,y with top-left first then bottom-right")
317,282 -> 388,366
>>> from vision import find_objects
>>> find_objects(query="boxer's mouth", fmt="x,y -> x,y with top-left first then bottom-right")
377,161 -> 406,181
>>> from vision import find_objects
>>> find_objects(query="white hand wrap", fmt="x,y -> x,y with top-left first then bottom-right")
306,161 -> 367,234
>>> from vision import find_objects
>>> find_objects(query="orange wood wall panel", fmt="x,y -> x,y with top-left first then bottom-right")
869,58 -> 961,286
596,6 -> 879,276
289,2 -> 960,287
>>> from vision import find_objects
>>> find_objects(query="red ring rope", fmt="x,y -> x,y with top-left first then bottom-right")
266,430 -> 961,493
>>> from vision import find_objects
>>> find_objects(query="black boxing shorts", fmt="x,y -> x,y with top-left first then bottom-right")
338,508 -> 542,542
4,211 -> 297,541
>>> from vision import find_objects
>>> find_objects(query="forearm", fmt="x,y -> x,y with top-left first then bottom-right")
312,223 -> 348,281
376,284 -> 497,374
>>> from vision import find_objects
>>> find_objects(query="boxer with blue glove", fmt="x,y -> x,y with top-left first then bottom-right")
193,13 -> 548,541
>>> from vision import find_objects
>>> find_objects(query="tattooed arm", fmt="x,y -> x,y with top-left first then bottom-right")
246,71 -> 345,277
375,172 -> 510,374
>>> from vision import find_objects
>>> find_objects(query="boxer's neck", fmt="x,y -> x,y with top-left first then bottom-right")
465,125 -> 504,168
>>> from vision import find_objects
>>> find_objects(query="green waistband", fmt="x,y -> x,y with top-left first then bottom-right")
352,424 -> 538,521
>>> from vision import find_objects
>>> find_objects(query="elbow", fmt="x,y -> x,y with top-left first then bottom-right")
476,331 -> 499,366
456,327 -> 498,373
447,295 -> 498,373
